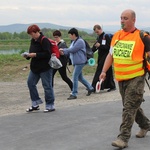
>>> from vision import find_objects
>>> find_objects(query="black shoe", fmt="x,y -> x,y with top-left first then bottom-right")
107,88 -> 116,92
86,89 -> 94,96
67,95 -> 77,100
26,106 -> 40,112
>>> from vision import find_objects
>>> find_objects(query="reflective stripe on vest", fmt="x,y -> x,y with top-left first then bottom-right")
114,62 -> 143,72
111,29 -> 145,81
115,70 -> 144,80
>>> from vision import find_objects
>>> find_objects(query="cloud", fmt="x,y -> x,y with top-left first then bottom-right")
0,0 -> 150,28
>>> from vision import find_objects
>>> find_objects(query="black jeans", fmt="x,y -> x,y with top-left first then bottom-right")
92,64 -> 116,91
52,65 -> 73,91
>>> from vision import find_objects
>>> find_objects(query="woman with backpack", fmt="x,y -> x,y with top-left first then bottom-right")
52,30 -> 73,91
59,28 -> 94,100
22,24 -> 55,113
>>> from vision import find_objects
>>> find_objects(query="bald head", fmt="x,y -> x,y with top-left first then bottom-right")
122,9 -> 136,19
121,9 -> 136,32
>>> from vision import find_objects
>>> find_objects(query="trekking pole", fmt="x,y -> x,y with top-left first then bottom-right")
145,78 -> 150,90
66,66 -> 71,73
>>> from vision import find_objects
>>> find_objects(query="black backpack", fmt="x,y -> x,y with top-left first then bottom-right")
139,30 -> 150,77
84,40 -> 93,60
103,33 -> 113,40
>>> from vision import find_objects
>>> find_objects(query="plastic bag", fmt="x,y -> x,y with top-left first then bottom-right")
49,55 -> 62,69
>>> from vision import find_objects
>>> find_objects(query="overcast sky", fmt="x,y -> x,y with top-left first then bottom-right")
0,0 -> 150,29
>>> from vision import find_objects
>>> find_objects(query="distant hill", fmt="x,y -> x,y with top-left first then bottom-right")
0,23 -> 93,34
103,25 -> 150,33
0,23 -> 149,34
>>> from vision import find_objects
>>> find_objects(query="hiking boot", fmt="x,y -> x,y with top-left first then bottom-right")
26,105 -> 40,112
136,128 -> 150,138
112,138 -> 128,149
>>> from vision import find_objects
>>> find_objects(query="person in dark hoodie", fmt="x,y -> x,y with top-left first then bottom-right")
52,30 -> 73,91
22,24 -> 55,113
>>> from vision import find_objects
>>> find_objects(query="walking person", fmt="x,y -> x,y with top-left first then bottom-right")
52,30 -> 73,91
59,28 -> 94,100
92,24 -> 116,92
22,24 -> 55,113
100,9 -> 150,148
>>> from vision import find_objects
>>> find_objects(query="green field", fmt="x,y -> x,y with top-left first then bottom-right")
0,39 -> 98,82
0,54 -> 97,82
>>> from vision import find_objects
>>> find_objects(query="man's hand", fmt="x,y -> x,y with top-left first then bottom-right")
94,42 -> 100,48
99,72 -> 106,81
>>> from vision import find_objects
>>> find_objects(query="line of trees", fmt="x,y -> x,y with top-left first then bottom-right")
0,28 -> 96,40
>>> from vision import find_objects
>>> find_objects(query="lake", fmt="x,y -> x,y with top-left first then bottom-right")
0,47 -> 29,55
0,49 -> 22,54
0,45 -> 29,54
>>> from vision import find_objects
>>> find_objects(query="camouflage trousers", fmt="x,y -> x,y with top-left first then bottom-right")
117,75 -> 150,142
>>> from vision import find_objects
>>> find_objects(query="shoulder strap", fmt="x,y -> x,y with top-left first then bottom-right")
40,36 -> 46,44
102,33 -> 106,39
40,36 -> 53,47
139,30 -> 145,40
103,33 -> 111,40
139,30 -> 149,42
73,37 -> 80,46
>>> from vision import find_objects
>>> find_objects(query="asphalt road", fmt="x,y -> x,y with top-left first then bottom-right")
0,96 -> 150,150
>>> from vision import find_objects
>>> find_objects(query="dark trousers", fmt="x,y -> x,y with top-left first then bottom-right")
52,66 -> 73,91
92,64 -> 116,91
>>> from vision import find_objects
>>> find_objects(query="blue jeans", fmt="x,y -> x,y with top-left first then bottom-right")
27,69 -> 55,109
72,64 -> 93,96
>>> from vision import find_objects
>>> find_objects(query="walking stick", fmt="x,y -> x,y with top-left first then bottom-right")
145,78 -> 150,90
66,66 -> 71,73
